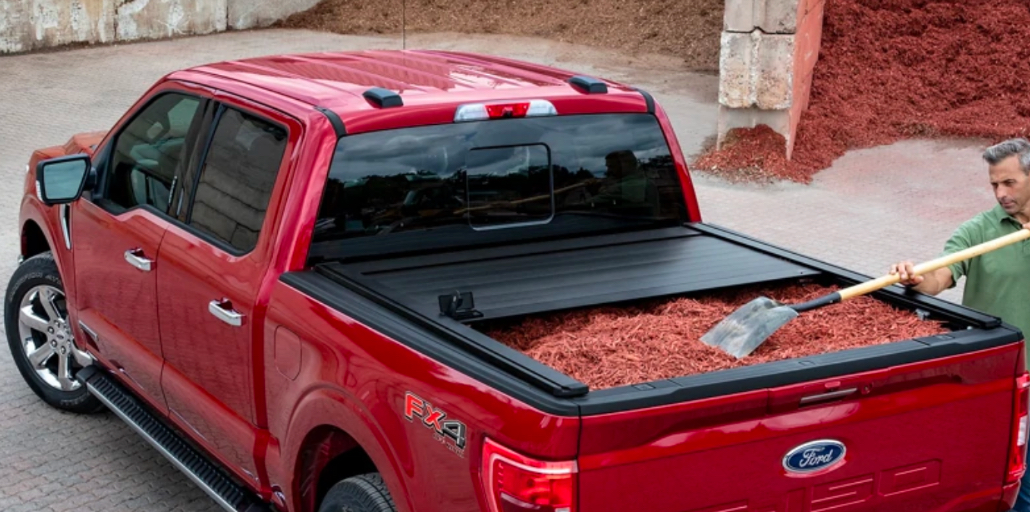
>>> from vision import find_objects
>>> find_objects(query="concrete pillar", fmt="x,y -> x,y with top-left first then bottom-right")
718,0 -> 826,159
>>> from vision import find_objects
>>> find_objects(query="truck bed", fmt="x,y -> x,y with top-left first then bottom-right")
302,222 -> 1020,415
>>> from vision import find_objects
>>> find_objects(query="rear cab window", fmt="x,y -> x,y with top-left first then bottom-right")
311,113 -> 689,262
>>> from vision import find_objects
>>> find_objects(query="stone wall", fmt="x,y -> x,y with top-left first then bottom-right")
0,0 -> 318,54
718,0 -> 826,159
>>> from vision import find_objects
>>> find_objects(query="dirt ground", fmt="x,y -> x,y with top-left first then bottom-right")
278,0 -> 724,72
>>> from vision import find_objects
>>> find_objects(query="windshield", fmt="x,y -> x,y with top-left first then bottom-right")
311,113 -> 689,261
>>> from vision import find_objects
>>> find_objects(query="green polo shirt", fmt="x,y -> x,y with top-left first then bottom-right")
944,205 -> 1030,362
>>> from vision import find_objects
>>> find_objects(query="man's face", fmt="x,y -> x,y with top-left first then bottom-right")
989,155 -> 1030,217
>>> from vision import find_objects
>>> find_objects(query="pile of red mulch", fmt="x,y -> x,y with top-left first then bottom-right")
694,0 -> 1030,184
693,125 -> 794,183
482,283 -> 947,390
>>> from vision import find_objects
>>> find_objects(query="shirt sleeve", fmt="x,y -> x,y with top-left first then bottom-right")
942,217 -> 983,288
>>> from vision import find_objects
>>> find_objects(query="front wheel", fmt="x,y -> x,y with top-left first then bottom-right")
318,473 -> 397,512
5,252 -> 102,413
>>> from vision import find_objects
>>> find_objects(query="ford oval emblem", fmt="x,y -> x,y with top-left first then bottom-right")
783,440 -> 847,474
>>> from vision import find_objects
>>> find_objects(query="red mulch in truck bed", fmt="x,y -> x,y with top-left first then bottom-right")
483,282 -> 947,390
693,0 -> 1030,184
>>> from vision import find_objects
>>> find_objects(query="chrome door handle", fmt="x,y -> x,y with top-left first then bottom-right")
124,249 -> 153,272
208,299 -> 244,327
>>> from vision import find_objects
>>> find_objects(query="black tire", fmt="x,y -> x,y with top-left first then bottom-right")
5,252 -> 103,413
319,473 -> 397,512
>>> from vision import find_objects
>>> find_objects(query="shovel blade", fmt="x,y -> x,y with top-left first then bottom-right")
700,297 -> 799,359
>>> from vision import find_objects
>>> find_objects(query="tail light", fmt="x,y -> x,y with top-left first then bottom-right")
481,437 -> 577,512
455,100 -> 558,122
1006,372 -> 1030,485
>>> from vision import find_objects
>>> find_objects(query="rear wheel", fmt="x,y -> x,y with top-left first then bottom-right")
5,252 -> 102,413
318,473 -> 397,512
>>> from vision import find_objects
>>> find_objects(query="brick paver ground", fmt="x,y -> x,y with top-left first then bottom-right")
0,28 -> 1000,510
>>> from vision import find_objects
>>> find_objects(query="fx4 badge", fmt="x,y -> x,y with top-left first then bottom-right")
404,392 -> 467,457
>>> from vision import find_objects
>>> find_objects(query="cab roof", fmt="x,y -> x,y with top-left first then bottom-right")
173,50 -> 653,133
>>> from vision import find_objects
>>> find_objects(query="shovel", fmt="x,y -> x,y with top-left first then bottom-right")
700,227 -> 1030,359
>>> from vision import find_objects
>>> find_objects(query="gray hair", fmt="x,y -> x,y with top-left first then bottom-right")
983,138 -> 1030,174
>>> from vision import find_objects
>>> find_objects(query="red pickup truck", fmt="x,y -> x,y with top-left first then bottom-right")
6,49 -> 1029,512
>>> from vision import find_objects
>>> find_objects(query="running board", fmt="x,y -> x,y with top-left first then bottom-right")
76,366 -> 270,512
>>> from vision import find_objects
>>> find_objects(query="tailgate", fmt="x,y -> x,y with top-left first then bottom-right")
577,344 -> 1024,512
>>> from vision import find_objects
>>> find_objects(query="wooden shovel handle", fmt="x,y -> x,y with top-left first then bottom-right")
838,228 -> 1030,301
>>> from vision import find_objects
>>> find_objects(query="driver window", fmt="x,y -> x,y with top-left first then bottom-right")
105,93 -> 202,213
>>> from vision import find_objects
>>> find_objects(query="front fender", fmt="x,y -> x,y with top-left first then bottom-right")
19,193 -> 69,281
282,385 -> 414,512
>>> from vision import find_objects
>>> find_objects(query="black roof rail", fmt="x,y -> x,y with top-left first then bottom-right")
568,75 -> 608,94
362,87 -> 403,108
315,106 -> 346,137
634,87 -> 655,114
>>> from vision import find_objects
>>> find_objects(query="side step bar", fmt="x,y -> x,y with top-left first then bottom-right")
76,366 -> 270,512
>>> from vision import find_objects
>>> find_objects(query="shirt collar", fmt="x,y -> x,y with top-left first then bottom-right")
992,204 -> 1024,226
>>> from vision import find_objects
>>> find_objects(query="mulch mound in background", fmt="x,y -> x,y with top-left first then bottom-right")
277,0 -> 723,71
694,0 -> 1030,184
693,125 -> 795,183
482,282 -> 947,390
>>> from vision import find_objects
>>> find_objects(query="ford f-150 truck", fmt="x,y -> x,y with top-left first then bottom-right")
6,50 -> 1029,512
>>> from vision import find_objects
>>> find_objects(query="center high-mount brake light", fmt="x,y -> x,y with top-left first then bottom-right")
455,100 -> 558,122
481,437 -> 577,512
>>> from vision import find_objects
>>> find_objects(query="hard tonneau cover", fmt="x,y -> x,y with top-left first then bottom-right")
325,225 -> 820,322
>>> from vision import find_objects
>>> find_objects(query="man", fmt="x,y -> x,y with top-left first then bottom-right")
597,150 -> 660,215
890,138 -> 1030,512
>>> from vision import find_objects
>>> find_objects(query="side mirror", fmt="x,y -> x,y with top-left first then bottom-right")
36,154 -> 93,206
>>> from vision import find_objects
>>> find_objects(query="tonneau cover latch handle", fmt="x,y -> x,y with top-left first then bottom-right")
438,290 -> 483,321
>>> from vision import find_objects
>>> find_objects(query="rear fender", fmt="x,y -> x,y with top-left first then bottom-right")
283,386 -> 413,512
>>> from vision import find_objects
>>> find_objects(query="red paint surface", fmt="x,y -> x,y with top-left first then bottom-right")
577,346 -> 1021,512
263,283 -> 582,512
72,204 -> 170,408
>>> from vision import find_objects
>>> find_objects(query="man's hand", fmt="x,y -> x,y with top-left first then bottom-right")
1023,222 -> 1030,230
889,261 -> 953,296
889,261 -> 923,287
